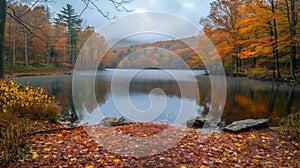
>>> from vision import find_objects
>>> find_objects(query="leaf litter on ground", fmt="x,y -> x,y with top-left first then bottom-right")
9,122 -> 300,168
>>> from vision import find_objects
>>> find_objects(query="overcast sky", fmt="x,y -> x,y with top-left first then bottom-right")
47,0 -> 213,45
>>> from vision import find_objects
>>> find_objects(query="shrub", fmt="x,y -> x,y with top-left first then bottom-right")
280,111 -> 300,143
0,112 -> 30,167
0,80 -> 59,122
0,80 -> 60,166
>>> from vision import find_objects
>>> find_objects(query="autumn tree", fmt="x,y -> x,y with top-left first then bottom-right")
200,0 -> 300,79
283,0 -> 298,79
269,0 -> 281,79
237,0 -> 280,77
200,0 -> 244,73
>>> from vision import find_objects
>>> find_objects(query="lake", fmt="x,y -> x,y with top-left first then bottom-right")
14,69 -> 300,125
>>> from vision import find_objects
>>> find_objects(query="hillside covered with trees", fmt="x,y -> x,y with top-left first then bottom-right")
1,0 -> 300,80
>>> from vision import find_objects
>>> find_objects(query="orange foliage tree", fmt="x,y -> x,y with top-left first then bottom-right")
200,0 -> 300,79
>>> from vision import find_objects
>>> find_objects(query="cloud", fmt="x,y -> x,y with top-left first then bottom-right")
48,0 -> 213,42
101,12 -> 198,40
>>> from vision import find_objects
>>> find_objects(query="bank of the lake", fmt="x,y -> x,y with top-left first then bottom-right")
226,67 -> 300,84
4,70 -> 72,78
9,121 -> 300,167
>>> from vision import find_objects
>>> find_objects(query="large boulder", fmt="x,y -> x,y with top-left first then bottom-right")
186,116 -> 209,129
223,119 -> 269,133
100,116 -> 130,126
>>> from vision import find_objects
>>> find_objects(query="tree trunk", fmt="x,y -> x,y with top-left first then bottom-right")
72,44 -> 75,65
272,10 -> 280,79
290,0 -> 297,78
0,0 -> 7,79
53,51 -> 56,65
8,12 -> 12,64
269,0 -> 281,79
47,47 -> 51,68
235,56 -> 239,73
24,28 -> 28,67
12,29 -> 15,67
234,45 -> 240,73
252,57 -> 256,68
285,0 -> 297,79
293,44 -> 297,70
68,33 -> 72,65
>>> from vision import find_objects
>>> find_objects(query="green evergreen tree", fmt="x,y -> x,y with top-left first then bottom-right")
54,4 -> 82,65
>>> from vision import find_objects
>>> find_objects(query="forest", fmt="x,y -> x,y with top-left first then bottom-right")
0,0 -> 299,80
0,0 -> 300,167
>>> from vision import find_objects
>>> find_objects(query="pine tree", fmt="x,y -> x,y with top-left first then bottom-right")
54,4 -> 82,65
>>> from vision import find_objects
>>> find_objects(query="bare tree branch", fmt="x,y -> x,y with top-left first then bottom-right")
109,0 -> 133,12
80,0 -> 133,20
19,0 -> 41,17
6,6 -> 43,40
84,0 -> 110,19
6,12 -> 36,36
80,0 -> 90,17
7,6 -> 42,30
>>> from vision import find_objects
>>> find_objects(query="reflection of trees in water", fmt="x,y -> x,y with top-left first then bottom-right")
222,79 -> 300,125
72,76 -> 109,121
129,81 -> 181,97
128,80 -> 204,101
15,75 -> 300,125
197,78 -> 211,117
128,78 -> 213,118
269,82 -> 279,115
15,76 -> 77,121
224,80 -> 274,123
287,84 -> 296,114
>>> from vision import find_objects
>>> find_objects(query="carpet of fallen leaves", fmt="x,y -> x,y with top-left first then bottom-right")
9,122 -> 300,168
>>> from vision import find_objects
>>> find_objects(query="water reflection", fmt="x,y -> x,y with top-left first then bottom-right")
13,70 -> 300,125
223,79 -> 299,124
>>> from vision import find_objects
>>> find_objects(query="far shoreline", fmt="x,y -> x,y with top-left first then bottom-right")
4,69 -> 300,85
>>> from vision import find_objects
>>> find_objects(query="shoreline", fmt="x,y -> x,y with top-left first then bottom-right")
9,120 -> 300,167
226,72 -> 300,85
4,70 -> 73,78
4,69 -> 300,86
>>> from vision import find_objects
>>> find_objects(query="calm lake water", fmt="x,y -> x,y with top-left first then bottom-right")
14,70 -> 300,125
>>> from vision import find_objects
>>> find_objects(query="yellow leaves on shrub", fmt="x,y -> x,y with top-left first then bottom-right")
0,79 -> 58,121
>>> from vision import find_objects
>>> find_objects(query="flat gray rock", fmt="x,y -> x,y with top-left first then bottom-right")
186,116 -> 209,129
100,116 -> 130,126
223,119 -> 269,133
